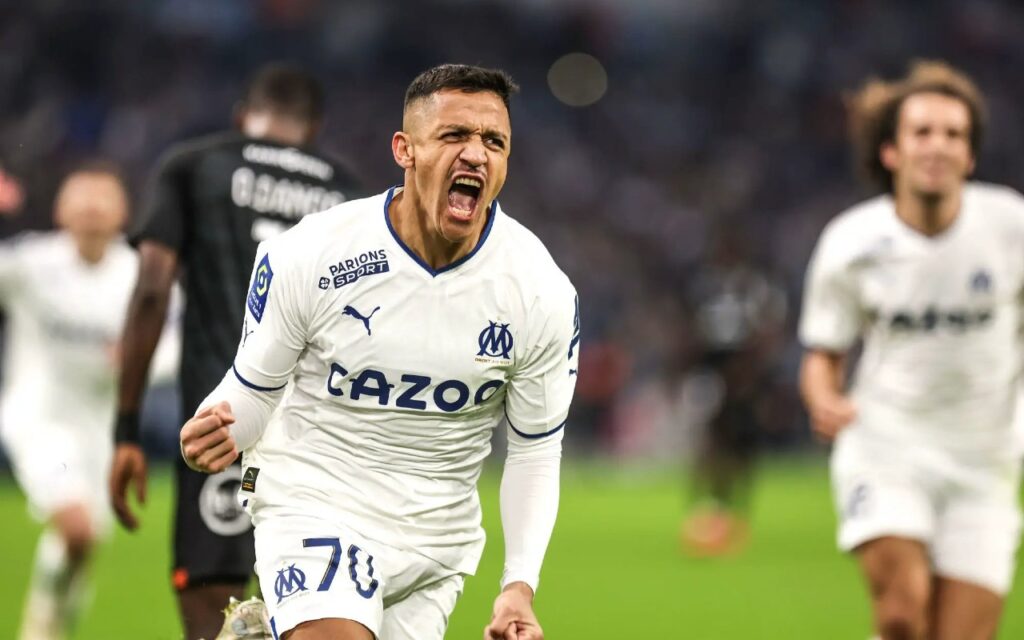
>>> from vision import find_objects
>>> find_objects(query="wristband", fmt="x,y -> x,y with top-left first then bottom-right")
114,411 -> 141,444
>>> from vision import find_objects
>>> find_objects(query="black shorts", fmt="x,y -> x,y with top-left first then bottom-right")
709,397 -> 760,457
699,350 -> 762,458
171,455 -> 255,590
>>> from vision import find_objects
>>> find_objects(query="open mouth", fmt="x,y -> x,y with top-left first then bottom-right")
447,176 -> 482,220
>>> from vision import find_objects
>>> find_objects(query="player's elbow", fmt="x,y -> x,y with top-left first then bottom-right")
133,281 -> 170,310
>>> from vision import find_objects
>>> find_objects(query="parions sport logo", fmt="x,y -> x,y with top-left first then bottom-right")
319,249 -> 390,290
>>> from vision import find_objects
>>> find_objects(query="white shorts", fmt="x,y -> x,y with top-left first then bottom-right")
831,428 -> 1022,595
1,422 -> 112,533
254,511 -> 464,640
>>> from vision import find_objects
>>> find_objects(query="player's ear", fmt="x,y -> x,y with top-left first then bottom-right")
392,132 -> 414,169
302,118 -> 323,146
231,102 -> 247,132
879,142 -> 899,172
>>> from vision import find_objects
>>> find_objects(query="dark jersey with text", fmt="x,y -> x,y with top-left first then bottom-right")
132,132 -> 363,414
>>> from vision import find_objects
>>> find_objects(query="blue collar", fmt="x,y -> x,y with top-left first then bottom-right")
382,186 -> 498,277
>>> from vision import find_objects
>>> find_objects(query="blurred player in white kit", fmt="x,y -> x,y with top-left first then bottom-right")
800,61 -> 1024,640
0,163 -> 177,640
181,64 -> 579,640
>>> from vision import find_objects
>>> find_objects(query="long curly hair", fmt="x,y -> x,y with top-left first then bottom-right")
846,60 -> 987,193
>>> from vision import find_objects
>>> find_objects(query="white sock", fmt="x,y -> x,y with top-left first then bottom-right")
19,529 -> 88,640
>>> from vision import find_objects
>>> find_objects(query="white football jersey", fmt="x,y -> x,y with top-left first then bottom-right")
800,183 -> 1024,453
234,188 -> 580,574
0,232 -> 138,438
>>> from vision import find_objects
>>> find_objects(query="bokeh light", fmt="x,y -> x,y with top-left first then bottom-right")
547,53 -> 608,107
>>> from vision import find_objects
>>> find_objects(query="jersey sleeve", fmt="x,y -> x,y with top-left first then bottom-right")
798,224 -> 862,352
504,282 -> 581,438
130,147 -> 191,252
230,236 -> 310,391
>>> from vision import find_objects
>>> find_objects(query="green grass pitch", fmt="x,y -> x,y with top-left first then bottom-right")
1,459 -> 1023,638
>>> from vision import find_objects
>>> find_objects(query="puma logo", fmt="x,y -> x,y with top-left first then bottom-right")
342,305 -> 381,335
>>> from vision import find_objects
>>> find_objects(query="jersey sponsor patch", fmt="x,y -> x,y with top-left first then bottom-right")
320,249 -> 390,290
868,306 -> 993,333
247,254 -> 274,323
241,466 -> 260,493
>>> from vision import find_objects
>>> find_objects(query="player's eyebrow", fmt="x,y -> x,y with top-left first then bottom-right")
436,124 -> 472,135
482,128 -> 508,143
436,124 -> 509,143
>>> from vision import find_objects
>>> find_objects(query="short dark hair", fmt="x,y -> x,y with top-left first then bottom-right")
243,63 -> 325,123
404,64 -> 519,113
847,60 -> 987,192
66,158 -> 128,193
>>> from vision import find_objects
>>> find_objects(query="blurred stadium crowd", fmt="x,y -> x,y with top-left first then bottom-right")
2,0 -> 1024,459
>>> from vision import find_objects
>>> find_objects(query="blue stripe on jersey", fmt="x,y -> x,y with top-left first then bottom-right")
233,364 -> 287,392
270,616 -> 279,640
383,186 -> 498,277
505,408 -> 567,439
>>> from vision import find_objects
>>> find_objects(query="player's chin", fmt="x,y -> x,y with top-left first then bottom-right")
915,170 -> 963,194
441,204 -> 482,235
445,199 -> 480,223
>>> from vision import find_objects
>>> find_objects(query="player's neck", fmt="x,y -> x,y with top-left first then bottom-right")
242,120 -> 310,148
74,237 -> 107,265
389,189 -> 482,270
892,186 -> 962,237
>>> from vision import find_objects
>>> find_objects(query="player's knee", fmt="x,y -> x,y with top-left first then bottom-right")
52,507 -> 96,565
61,526 -> 96,565
875,587 -> 928,640
877,612 -> 924,640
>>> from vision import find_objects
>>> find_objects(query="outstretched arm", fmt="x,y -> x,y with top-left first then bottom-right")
486,430 -> 562,640
487,287 -> 579,640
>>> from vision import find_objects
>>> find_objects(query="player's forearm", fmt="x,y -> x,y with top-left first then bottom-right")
118,286 -> 171,412
499,432 -> 562,592
198,371 -> 281,451
799,349 -> 847,407
115,283 -> 173,446
116,242 -> 178,444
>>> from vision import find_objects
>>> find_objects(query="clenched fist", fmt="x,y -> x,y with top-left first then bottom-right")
485,582 -> 543,640
180,401 -> 238,473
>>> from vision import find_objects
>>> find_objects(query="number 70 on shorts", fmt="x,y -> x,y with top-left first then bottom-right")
274,537 -> 379,603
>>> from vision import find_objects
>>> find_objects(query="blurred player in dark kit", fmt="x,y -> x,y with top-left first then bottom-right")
108,63 -> 362,640
680,230 -> 787,556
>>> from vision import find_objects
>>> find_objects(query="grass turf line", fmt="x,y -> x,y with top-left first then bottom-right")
0,460 -> 1021,638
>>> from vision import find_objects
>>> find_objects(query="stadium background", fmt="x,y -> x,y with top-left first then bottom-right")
2,0 -> 1024,637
